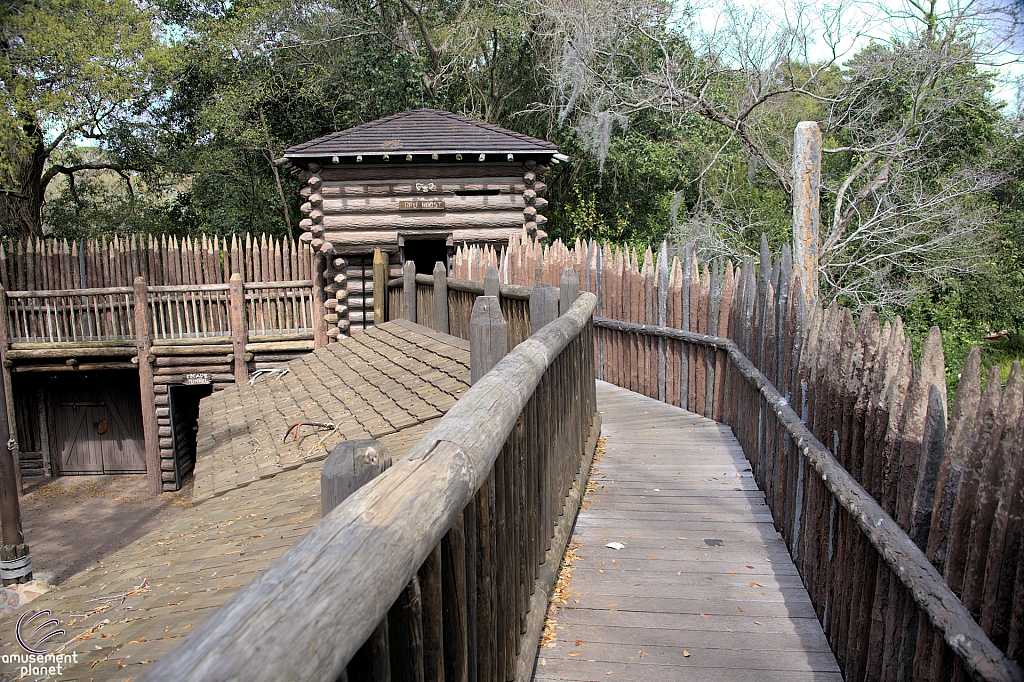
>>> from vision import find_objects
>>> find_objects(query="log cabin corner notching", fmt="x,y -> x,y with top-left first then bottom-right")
285,108 -> 559,336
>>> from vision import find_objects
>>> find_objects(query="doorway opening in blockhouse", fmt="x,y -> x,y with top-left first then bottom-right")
402,239 -> 450,279
168,383 -> 213,487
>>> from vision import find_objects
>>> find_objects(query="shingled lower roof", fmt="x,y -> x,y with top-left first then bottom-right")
284,108 -> 558,159
191,319 -> 471,505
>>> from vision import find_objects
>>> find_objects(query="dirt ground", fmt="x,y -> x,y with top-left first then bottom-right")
17,474 -> 192,584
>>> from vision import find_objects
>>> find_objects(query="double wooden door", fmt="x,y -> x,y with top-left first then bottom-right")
54,373 -> 146,474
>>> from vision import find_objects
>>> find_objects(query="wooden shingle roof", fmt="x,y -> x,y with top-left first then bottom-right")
191,319 -> 471,504
284,108 -> 558,159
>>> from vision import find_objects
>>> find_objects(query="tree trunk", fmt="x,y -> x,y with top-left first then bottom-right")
0,122 -> 46,239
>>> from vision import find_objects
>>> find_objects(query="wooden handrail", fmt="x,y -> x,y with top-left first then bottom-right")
6,286 -> 134,298
592,316 -> 1023,682
147,283 -> 230,294
243,279 -> 313,290
141,292 -> 599,682
390,273 -> 534,300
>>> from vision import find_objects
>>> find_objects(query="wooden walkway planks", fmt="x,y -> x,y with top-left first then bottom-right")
534,381 -> 841,681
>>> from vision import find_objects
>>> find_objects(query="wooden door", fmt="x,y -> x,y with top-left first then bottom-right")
54,373 -> 146,474
56,400 -> 105,473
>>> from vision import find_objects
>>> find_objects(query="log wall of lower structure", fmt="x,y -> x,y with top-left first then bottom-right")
0,234 -> 330,493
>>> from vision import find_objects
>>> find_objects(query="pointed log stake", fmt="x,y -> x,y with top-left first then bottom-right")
433,261 -> 449,334
793,121 -> 822,309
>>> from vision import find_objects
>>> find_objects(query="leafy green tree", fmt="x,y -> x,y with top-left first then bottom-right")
0,0 -> 171,237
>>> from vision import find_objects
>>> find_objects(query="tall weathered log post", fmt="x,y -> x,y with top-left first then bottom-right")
792,121 -> 822,309
0,287 -> 19,494
657,248 -> 669,403
229,273 -> 249,384
468,295 -> 507,682
134,277 -> 161,495
433,261 -> 449,334
484,266 -> 500,300
403,261 -> 417,324
373,249 -> 389,327
321,440 -> 409,681
470,296 -> 508,384
312,253 -> 328,349
0,329 -> 28,584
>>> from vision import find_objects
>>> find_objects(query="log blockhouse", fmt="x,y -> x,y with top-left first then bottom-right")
284,108 -> 559,335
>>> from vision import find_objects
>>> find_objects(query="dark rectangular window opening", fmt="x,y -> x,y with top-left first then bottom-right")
402,239 -> 450,278
454,189 -> 500,196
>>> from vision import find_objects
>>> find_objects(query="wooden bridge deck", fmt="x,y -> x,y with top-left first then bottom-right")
534,381 -> 841,681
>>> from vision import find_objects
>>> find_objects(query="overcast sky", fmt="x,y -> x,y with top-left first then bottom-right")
691,0 -> 1024,107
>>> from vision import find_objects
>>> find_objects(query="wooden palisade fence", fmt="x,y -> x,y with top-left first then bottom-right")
451,235 -> 1024,682
0,234 -> 324,493
141,278 -> 601,681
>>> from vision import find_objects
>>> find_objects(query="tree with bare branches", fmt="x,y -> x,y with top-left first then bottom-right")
535,0 -> 1021,307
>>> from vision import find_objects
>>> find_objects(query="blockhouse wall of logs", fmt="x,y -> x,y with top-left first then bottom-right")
296,159 -> 549,339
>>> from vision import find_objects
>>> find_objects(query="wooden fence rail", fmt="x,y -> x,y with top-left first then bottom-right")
140,291 -> 600,682
387,268 -> 534,348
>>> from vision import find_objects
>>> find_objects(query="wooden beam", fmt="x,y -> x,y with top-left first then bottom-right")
133,277 -> 161,495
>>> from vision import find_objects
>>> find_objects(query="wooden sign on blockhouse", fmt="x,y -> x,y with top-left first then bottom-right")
183,373 -> 212,385
398,199 -> 446,211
